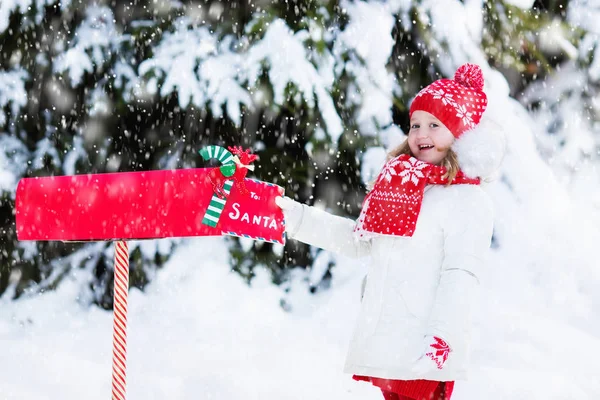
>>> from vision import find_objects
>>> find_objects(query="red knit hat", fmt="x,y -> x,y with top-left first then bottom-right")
409,63 -> 488,138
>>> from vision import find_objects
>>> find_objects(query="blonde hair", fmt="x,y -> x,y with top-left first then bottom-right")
366,139 -> 460,189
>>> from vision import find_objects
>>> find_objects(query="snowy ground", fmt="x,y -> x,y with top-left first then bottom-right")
1,232 -> 599,400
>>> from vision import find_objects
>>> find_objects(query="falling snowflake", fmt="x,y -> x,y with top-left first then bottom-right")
455,104 -> 474,127
398,157 -> 428,185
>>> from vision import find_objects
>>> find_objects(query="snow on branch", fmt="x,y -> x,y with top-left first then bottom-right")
334,0 -> 397,136
416,0 -> 488,76
32,136 -> 61,171
246,18 -> 344,141
200,38 -> 253,126
569,1 -> 600,82
0,134 -> 29,194
54,5 -> 120,86
0,0 -> 68,34
63,135 -> 88,176
138,18 -> 252,126
0,68 -> 28,127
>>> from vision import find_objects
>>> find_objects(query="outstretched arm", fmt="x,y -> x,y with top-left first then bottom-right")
276,196 -> 372,259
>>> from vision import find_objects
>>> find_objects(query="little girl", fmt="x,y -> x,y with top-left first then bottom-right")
275,64 -> 505,400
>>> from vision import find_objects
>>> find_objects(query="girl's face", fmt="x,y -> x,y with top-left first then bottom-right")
408,111 -> 455,165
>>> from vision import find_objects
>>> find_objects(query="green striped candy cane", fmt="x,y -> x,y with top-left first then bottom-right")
199,145 -> 236,228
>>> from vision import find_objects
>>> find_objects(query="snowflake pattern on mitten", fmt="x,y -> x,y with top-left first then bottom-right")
425,336 -> 451,369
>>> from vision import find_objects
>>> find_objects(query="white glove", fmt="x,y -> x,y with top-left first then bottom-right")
275,196 -> 304,237
412,335 -> 451,374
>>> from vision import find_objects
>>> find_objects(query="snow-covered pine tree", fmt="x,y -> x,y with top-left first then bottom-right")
0,2 -> 186,307
0,0 -> 348,305
519,0 -> 600,216
1,0 -> 595,308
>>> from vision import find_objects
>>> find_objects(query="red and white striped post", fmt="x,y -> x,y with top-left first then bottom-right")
112,241 -> 129,400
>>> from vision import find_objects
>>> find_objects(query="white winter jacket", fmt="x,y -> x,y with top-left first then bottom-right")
287,119 -> 505,382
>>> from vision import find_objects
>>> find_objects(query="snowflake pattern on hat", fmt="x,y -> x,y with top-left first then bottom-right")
420,87 -> 456,107
455,104 -> 474,128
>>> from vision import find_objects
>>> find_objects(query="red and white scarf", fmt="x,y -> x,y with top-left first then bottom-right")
354,154 -> 480,239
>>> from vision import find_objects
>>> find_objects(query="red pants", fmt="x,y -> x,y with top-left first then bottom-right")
381,382 -> 450,400
353,375 -> 454,400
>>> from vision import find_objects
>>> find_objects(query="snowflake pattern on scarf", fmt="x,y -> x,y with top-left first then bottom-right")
398,157 -> 428,185
354,154 -> 480,240
377,156 -> 403,183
